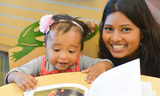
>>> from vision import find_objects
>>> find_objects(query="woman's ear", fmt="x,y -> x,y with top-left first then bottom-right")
140,33 -> 144,39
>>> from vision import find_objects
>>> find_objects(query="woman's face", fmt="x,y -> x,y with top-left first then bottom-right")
102,12 -> 142,59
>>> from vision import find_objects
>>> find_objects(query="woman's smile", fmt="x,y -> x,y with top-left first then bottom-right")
111,44 -> 127,52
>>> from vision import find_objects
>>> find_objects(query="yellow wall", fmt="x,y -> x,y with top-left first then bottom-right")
0,0 -> 109,58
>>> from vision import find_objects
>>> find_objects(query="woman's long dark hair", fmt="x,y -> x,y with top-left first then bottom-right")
99,0 -> 160,77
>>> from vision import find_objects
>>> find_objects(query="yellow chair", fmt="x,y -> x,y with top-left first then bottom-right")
9,21 -> 98,70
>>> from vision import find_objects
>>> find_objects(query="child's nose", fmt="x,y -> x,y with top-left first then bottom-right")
60,53 -> 67,59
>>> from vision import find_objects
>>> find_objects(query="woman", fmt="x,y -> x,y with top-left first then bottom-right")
97,0 -> 160,78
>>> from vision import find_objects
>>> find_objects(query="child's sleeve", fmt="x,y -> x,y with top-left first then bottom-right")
5,56 -> 43,84
80,55 -> 114,70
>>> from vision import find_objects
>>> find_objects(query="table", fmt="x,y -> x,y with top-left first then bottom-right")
0,72 -> 160,96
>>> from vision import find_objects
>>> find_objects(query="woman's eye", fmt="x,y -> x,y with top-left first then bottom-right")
69,51 -> 75,53
104,27 -> 112,31
53,49 -> 60,52
122,28 -> 131,31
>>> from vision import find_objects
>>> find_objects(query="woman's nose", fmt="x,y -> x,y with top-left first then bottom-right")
111,32 -> 122,42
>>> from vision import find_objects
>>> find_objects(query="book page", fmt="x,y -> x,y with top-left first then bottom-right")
89,59 -> 142,96
141,82 -> 156,96
152,91 -> 156,96
24,83 -> 89,96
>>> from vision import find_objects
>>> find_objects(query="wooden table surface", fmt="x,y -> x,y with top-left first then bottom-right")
0,72 -> 160,96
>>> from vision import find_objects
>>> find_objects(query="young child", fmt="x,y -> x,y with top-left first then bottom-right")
5,14 -> 113,90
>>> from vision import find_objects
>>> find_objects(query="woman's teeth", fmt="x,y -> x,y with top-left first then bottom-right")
112,45 -> 126,49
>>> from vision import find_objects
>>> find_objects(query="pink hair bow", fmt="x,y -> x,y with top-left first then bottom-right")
39,14 -> 54,34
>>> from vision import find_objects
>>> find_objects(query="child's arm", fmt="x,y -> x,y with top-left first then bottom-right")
82,61 -> 113,83
5,56 -> 43,90
80,55 -> 113,83
7,71 -> 38,90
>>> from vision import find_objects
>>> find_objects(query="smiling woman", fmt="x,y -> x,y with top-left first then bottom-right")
102,12 -> 142,59
98,0 -> 160,78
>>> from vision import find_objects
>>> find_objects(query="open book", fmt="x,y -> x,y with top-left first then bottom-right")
23,59 -> 156,96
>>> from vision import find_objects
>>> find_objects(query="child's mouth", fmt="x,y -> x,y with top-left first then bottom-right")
59,62 -> 68,67
60,63 -> 67,64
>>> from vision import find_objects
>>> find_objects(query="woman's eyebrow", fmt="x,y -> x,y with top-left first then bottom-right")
120,24 -> 130,27
104,24 -> 130,27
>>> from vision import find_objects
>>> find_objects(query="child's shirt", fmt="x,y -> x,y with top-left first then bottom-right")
40,55 -> 81,76
5,55 -> 113,84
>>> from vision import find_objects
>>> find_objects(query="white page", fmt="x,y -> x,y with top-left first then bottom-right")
89,59 -> 142,96
141,82 -> 155,96
152,91 -> 156,96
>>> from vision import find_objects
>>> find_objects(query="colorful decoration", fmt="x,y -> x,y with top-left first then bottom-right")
10,21 -> 44,62
39,14 -> 54,34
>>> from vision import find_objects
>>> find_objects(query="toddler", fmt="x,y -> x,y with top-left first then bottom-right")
5,14 -> 113,90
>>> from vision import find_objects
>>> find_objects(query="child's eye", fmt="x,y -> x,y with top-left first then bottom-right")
122,28 -> 131,32
53,49 -> 60,52
69,51 -> 75,53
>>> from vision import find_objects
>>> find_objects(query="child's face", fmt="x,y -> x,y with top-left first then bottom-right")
44,27 -> 81,71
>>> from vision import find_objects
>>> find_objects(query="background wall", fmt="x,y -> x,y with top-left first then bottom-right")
0,0 -> 109,58
0,52 -> 9,86
146,0 -> 160,24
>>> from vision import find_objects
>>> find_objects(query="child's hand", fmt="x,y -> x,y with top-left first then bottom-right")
85,20 -> 97,33
81,61 -> 113,84
8,72 -> 38,90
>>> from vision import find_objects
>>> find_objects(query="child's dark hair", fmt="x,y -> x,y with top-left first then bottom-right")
44,14 -> 90,51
